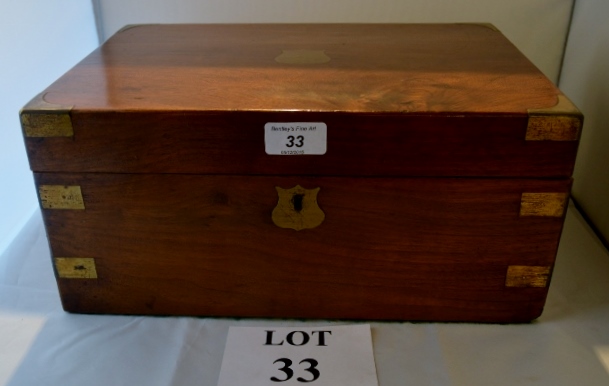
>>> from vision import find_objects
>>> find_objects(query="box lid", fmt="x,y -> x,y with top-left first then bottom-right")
21,24 -> 581,177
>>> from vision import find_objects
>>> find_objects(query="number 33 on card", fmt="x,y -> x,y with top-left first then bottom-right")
264,122 -> 327,155
217,325 -> 379,386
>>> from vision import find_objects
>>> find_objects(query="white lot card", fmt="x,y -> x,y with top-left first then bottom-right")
217,324 -> 378,386
264,122 -> 327,155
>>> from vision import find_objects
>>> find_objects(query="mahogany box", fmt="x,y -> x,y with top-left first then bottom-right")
20,24 -> 582,322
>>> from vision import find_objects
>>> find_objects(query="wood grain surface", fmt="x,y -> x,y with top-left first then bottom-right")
22,24 -> 581,177
24,112 -> 579,177
23,25 -> 580,322
36,173 -> 570,322
36,24 -> 559,113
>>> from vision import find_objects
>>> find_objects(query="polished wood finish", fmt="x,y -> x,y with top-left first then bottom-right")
39,24 -> 558,113
37,173 -> 570,322
22,24 -> 582,322
22,24 -> 581,177
24,112 -> 579,177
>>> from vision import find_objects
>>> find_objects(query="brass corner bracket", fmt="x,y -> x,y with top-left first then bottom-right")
55,257 -> 98,279
506,265 -> 551,288
39,185 -> 85,210
519,192 -> 568,218
20,92 -> 74,137
526,95 -> 583,141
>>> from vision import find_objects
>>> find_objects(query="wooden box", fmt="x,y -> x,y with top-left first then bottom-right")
20,24 -> 582,322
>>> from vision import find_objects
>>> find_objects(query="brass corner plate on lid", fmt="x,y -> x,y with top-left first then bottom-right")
20,92 -> 74,137
526,95 -> 582,141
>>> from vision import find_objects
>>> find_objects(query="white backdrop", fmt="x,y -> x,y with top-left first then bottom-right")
94,0 -> 575,83
559,0 -> 609,243
0,0 -> 99,256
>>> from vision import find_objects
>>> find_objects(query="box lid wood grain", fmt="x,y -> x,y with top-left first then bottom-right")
20,24 -> 582,322
21,23 -> 581,177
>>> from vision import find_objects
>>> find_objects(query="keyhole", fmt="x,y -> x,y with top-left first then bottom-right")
292,194 -> 304,212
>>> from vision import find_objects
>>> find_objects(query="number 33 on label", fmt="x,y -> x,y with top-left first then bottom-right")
266,330 -> 329,383
271,358 -> 320,383
216,325 -> 378,386
286,135 -> 304,148
264,122 -> 327,155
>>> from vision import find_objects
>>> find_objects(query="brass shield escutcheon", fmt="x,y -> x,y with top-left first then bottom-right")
272,185 -> 325,231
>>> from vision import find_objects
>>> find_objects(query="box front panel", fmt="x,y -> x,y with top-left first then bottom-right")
35,173 -> 569,322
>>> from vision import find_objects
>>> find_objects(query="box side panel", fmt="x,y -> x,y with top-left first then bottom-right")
24,112 -> 580,177
35,173 -> 570,322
